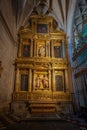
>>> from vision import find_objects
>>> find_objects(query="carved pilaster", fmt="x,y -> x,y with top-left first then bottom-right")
65,69 -> 69,92
45,41 -> 47,57
30,39 -> 33,57
51,40 -> 54,57
36,41 -> 38,56
47,41 -> 50,57
28,69 -> 32,92
33,70 -> 35,90
49,41 -> 50,57
34,41 -> 36,56
48,70 -> 51,91
52,69 -> 55,91
15,68 -> 20,91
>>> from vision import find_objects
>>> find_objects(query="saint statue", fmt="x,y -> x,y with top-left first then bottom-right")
42,74 -> 49,88
38,46 -> 45,57
35,75 -> 43,89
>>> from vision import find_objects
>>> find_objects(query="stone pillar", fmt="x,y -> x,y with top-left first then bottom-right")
15,68 -> 20,92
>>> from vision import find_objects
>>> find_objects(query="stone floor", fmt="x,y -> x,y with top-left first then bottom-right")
0,114 -> 87,130
6,120 -> 81,130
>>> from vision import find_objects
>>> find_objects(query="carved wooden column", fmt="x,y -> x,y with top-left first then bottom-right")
52,69 -> 55,91
47,41 -> 50,57
34,41 -> 36,56
15,68 -> 20,91
51,40 -> 54,57
33,70 -> 35,90
48,70 -> 51,91
28,69 -> 32,92
49,41 -> 50,57
45,41 -> 47,57
30,39 -> 33,57
36,41 -> 38,56
65,69 -> 69,92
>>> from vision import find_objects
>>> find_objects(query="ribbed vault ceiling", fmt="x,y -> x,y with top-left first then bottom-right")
0,0 -> 77,43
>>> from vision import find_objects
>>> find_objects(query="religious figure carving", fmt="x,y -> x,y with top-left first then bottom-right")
35,75 -> 43,89
35,74 -> 49,90
42,74 -> 49,88
38,46 -> 45,57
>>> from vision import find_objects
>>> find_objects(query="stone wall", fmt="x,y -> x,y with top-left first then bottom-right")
0,0 -> 18,113
0,19 -> 17,113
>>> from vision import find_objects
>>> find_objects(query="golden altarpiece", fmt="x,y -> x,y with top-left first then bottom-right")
12,14 -> 73,114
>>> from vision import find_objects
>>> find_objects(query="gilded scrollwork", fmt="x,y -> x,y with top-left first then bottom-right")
13,92 -> 71,101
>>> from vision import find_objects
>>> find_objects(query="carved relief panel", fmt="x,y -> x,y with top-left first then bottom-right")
34,71 -> 49,90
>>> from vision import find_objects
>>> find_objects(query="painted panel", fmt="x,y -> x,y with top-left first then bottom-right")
20,74 -> 28,91
56,75 -> 63,91
37,24 -> 48,33
23,45 -> 30,57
